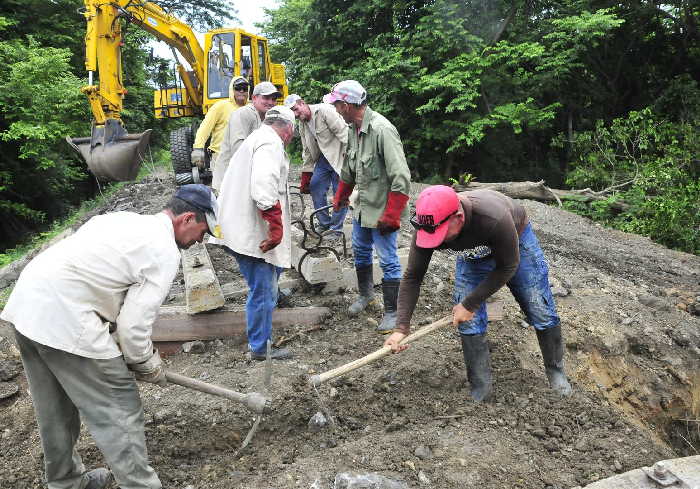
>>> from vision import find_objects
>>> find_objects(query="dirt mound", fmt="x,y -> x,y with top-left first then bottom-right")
1,170 -> 698,489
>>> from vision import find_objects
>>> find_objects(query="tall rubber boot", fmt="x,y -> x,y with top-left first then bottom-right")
348,265 -> 375,315
535,325 -> 572,396
377,279 -> 400,333
460,334 -> 493,402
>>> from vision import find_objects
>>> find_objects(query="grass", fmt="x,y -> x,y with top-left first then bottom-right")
0,146 -> 172,271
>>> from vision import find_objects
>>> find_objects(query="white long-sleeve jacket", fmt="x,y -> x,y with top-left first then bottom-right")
212,124 -> 292,268
0,212 -> 180,363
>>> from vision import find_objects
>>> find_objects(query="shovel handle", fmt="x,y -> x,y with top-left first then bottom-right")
165,371 -> 271,414
309,315 -> 452,387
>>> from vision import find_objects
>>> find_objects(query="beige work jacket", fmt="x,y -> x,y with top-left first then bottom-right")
299,103 -> 348,174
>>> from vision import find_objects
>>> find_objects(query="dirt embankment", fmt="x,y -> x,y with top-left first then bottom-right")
1,170 -> 699,489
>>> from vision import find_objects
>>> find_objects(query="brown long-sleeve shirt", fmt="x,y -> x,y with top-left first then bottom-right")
396,189 -> 528,334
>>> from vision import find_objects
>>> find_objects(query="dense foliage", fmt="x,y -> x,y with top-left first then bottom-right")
0,0 -> 697,254
263,0 -> 699,253
0,0 -> 233,250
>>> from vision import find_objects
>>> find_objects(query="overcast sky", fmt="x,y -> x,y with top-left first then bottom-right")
235,0 -> 279,34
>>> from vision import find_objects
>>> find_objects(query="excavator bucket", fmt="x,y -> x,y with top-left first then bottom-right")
66,119 -> 152,182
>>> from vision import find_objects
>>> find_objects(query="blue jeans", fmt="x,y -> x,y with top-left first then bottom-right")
453,223 -> 560,335
227,249 -> 282,354
310,155 -> 348,231
352,218 -> 402,280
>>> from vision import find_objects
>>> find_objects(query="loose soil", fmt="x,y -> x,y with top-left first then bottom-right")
1,168 -> 699,489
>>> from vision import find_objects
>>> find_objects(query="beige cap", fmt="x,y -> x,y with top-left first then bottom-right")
264,106 -> 295,124
253,81 -> 282,98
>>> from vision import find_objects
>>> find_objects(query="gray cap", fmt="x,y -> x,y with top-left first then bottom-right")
283,94 -> 302,108
264,106 -> 295,124
253,81 -> 282,98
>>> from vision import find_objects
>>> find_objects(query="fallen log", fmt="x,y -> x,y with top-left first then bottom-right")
454,180 -> 630,212
152,305 -> 330,342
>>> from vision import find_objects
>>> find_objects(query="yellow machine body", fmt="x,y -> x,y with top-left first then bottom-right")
70,0 -> 288,181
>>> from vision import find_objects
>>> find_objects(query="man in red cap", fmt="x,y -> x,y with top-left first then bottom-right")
384,185 -> 572,401
326,80 -> 412,333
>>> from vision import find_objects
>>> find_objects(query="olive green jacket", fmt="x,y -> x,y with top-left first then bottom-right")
341,107 -> 411,228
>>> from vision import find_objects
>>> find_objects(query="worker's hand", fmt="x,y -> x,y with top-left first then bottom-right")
384,331 -> 409,353
129,350 -> 167,386
377,191 -> 409,235
190,148 -> 206,170
259,202 -> 283,253
332,180 -> 354,212
259,238 -> 281,253
452,303 -> 475,326
299,172 -> 313,194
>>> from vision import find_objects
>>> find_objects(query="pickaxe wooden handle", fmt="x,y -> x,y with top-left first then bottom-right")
165,371 -> 271,414
309,315 -> 452,387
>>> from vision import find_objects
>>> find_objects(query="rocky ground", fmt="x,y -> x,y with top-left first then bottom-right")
1,168 -> 699,489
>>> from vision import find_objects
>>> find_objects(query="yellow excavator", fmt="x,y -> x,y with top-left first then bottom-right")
67,0 -> 288,183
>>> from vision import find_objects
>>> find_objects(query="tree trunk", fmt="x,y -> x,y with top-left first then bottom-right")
454,180 -> 630,212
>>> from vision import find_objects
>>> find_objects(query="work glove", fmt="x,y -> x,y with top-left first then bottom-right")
128,349 -> 167,386
332,180 -> 355,212
377,191 -> 409,235
259,201 -> 283,253
190,148 -> 206,170
299,172 -> 313,194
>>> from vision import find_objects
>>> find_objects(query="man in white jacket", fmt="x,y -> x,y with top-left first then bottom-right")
284,94 -> 349,232
0,184 -> 219,489
212,106 -> 296,360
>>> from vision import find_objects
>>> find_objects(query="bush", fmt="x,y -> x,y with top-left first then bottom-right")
564,108 -> 700,254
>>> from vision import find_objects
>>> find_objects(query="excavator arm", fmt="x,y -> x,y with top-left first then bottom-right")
69,0 -> 207,181
81,0 -> 205,123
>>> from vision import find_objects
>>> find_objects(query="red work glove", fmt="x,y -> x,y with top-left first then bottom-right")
259,201 -> 283,253
332,180 -> 355,212
377,191 -> 409,235
299,172 -> 312,194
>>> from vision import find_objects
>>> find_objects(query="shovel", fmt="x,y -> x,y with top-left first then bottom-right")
309,315 -> 452,387
165,371 -> 271,414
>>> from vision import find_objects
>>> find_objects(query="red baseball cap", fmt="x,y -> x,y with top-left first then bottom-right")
413,185 -> 460,248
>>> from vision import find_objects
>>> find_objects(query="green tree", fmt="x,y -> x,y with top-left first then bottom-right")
0,19 -> 90,248
564,107 -> 700,253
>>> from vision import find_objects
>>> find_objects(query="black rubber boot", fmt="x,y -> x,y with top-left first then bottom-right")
460,334 -> 493,402
348,265 -> 375,315
536,325 -> 572,396
377,279 -> 400,333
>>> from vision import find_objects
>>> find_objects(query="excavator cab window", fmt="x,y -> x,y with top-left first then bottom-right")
207,33 -> 234,99
240,35 -> 253,89
257,40 -> 267,81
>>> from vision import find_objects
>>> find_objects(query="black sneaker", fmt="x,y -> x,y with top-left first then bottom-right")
84,468 -> 113,489
250,348 -> 293,361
